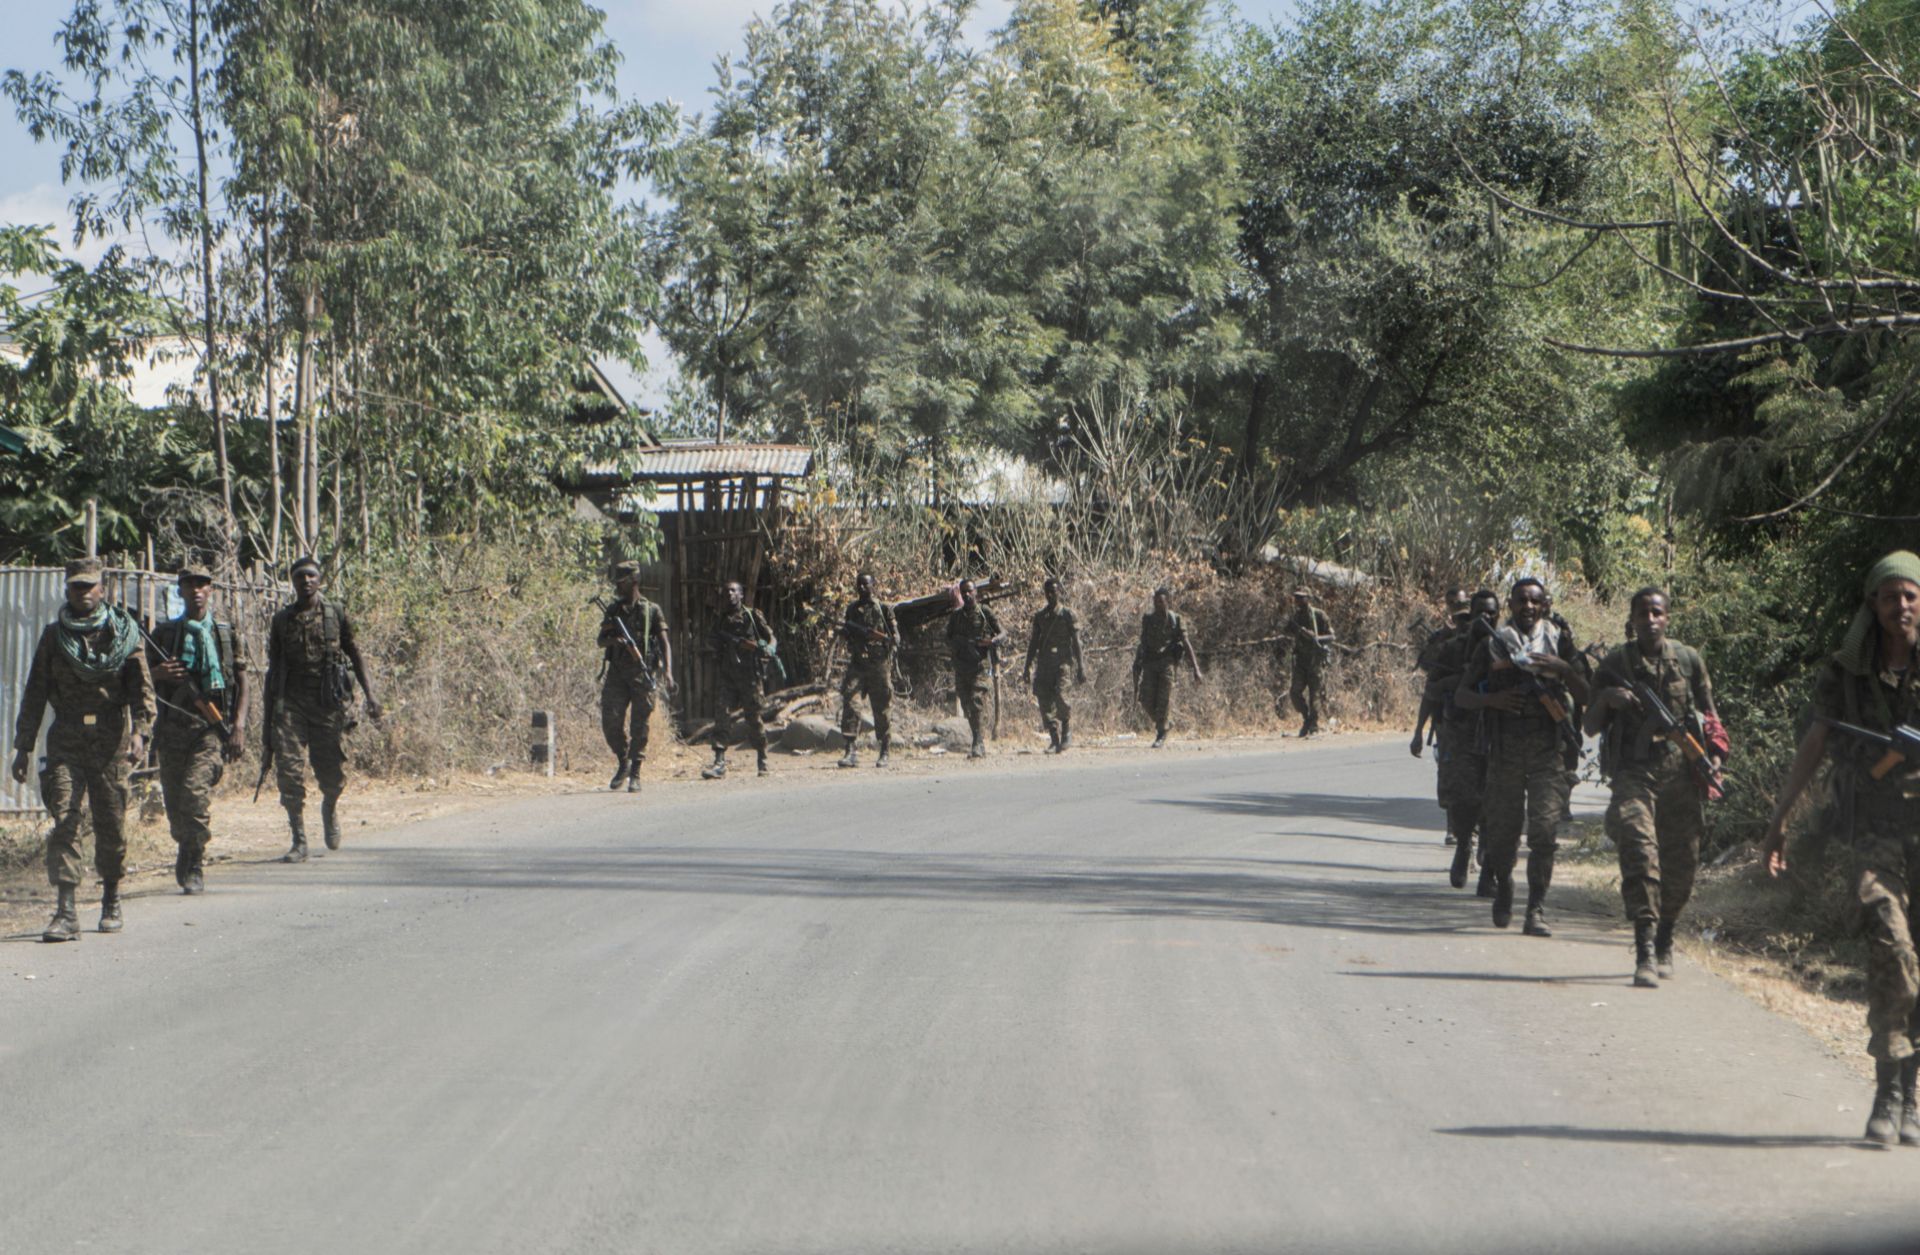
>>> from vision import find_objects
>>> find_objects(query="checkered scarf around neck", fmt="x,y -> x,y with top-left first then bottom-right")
1835,550 -> 1920,679
56,600 -> 141,680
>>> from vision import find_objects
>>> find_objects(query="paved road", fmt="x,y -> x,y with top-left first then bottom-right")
3,739 -> 1915,1254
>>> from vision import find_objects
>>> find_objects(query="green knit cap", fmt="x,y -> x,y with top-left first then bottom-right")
1834,550 -> 1920,676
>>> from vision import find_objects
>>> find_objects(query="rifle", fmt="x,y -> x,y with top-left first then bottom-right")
135,618 -> 234,742
1491,633 -> 1570,725
1819,717 -> 1920,781
253,684 -> 277,802
593,596 -> 660,686
990,641 -> 1001,740
1628,679 -> 1727,800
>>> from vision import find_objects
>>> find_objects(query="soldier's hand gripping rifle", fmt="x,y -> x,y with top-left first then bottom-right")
593,596 -> 658,687
1818,717 -> 1920,781
1491,634 -> 1571,724
1628,679 -> 1728,800
134,620 -> 235,744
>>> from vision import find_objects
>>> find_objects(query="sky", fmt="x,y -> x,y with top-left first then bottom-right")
1,0 -> 1298,405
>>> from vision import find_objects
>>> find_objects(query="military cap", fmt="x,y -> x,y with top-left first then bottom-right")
65,557 -> 103,586
610,560 -> 640,583
1292,588 -> 1312,599
289,555 -> 321,577
177,562 -> 215,584
1445,589 -> 1471,612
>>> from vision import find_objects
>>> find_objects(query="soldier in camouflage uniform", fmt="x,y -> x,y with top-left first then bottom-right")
1586,588 -> 1720,988
702,580 -> 775,780
1023,577 -> 1085,754
1455,578 -> 1588,936
9,558 -> 154,941
1764,551 -> 1920,1146
1133,586 -> 1198,749
1435,590 -> 1499,888
837,573 -> 898,768
266,557 -> 381,862
946,578 -> 1006,759
1287,589 -> 1335,737
149,563 -> 249,894
1412,588 -> 1469,759
599,561 -> 672,793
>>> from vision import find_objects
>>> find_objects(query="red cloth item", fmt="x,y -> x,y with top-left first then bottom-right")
1702,714 -> 1731,759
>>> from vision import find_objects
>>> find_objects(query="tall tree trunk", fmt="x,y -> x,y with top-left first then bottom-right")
263,215 -> 283,567
292,281 -> 319,553
187,0 -> 233,556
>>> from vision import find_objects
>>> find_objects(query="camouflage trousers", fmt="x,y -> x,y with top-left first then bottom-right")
1032,665 -> 1071,734
600,673 -> 657,763
156,721 -> 224,858
1606,759 -> 1702,926
713,670 -> 766,753
1850,799 -> 1920,1062
839,659 -> 892,743
1290,663 -> 1325,728
1137,664 -> 1174,730
1435,719 -> 1486,844
39,724 -> 130,887
273,698 -> 347,813
955,665 -> 991,739
1480,726 -> 1566,891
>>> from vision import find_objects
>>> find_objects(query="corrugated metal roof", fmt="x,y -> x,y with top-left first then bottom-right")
580,443 -> 814,484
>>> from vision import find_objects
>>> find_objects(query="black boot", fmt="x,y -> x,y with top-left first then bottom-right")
756,749 -> 769,777
627,759 -> 643,793
1045,721 -> 1060,754
175,844 -> 194,890
1059,713 -> 1071,752
183,849 -> 205,896
99,880 -> 124,933
1475,862 -> 1494,899
838,736 -> 858,768
321,795 -> 342,851
701,748 -> 728,780
1654,919 -> 1676,979
1867,1060 -> 1903,1145
1522,867 -> 1552,937
1449,833 -> 1473,890
608,757 -> 630,790
1491,874 -> 1514,929
1151,726 -> 1167,749
1901,1058 -> 1920,1147
968,729 -> 986,759
875,734 -> 890,768
283,810 -> 308,862
42,884 -> 80,943
1633,920 -> 1658,988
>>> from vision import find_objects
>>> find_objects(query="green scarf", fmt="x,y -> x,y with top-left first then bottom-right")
56,602 -> 141,680
1834,550 -> 1920,678
177,614 -> 226,692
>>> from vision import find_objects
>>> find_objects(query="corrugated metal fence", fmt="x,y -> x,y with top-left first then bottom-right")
2,566 -> 284,816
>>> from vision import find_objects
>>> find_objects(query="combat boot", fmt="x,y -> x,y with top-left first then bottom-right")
1045,722 -> 1061,754
626,762 -> 643,793
321,796 -> 343,851
968,735 -> 986,760
756,749 -> 769,777
99,881 -> 124,933
1059,714 -> 1071,752
1522,870 -> 1552,937
183,852 -> 205,896
701,749 -> 728,780
838,739 -> 859,769
175,844 -> 194,890
1901,1058 -> 1920,1147
1491,874 -> 1513,929
1866,1060 -> 1903,1146
41,884 -> 80,943
1475,862 -> 1494,898
1632,919 -> 1658,987
608,758 -> 630,790
1151,726 -> 1167,749
1654,919 -> 1677,980
875,735 -> 891,768
1449,834 -> 1473,890
282,811 -> 309,863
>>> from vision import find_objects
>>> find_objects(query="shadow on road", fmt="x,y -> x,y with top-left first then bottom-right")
1439,1124 -> 1865,1151
1144,790 -> 1443,837
1342,969 -> 1626,986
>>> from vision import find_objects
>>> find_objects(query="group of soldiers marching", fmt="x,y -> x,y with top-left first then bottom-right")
1413,553 -> 1920,1147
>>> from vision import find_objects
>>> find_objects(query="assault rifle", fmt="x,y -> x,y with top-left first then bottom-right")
593,596 -> 661,687
1628,679 -> 1726,800
135,619 -> 235,743
253,680 -> 277,802
1819,717 -> 1920,781
1490,632 -> 1570,725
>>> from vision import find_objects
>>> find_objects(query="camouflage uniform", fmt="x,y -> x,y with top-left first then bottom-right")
1134,609 -> 1189,732
946,602 -> 1003,744
599,595 -> 668,767
1288,604 -> 1334,730
1027,605 -> 1080,744
12,608 -> 155,888
266,596 -> 358,816
1595,640 -> 1713,927
1813,659 -> 1920,1062
710,604 -> 773,753
839,598 -> 898,747
150,614 -> 246,874
1430,627 -> 1486,845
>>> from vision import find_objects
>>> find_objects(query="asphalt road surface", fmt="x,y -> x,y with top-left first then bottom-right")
4,738 -> 1917,1255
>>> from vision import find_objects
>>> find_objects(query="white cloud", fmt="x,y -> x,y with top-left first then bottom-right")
0,182 -> 146,270
612,0 -> 773,47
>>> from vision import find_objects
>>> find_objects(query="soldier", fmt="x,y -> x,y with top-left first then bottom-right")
1023,577 -> 1085,753
702,580 -> 775,780
1287,589 -> 1335,737
1133,586 -> 1200,749
1412,588 -> 1470,759
1586,587 -> 1721,988
9,558 -> 154,940
598,560 -> 671,793
1436,590 -> 1500,886
1762,551 -> 1920,1145
946,578 -> 1006,759
837,572 -> 898,768
1454,578 -> 1588,935
1545,591 -> 1594,819
148,563 -> 249,894
266,556 -> 381,863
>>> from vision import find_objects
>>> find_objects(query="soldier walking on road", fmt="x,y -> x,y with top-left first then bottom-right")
598,561 -> 671,793
838,573 -> 898,768
1413,588 -> 1470,758
946,578 -> 1006,760
149,564 -> 248,894
702,580 -> 775,780
1023,577 -> 1085,754
1288,589 -> 1335,737
1134,586 -> 1199,749
1762,551 -> 1920,1146
1435,590 -> 1499,886
1586,587 -> 1722,988
266,556 -> 381,863
1454,578 -> 1588,935
10,558 -> 154,940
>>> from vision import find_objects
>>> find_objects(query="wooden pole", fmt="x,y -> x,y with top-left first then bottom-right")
84,499 -> 98,556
